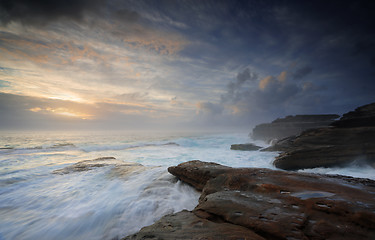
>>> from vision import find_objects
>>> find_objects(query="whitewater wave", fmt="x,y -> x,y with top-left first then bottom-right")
79,141 -> 180,153
1,131 -> 373,240
298,163 -> 375,180
0,165 -> 199,240
0,141 -> 180,155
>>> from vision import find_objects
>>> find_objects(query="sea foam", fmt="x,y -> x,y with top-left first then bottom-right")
0,131 -> 373,240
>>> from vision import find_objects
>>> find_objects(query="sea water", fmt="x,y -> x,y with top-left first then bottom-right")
0,131 -> 373,240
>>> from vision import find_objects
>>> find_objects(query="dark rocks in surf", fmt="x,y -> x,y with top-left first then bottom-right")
230,143 -> 262,151
265,102 -> 375,170
124,160 -> 375,240
52,157 -> 146,176
50,143 -> 76,148
251,114 -> 339,143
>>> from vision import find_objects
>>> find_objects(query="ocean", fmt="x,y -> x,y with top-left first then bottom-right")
0,131 -> 373,240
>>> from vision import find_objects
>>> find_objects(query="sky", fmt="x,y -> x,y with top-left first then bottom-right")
0,0 -> 374,131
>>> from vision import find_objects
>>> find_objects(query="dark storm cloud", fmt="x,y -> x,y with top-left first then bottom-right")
220,68 -> 300,114
236,68 -> 258,86
221,68 -> 258,103
0,0 -> 105,25
212,66 -> 328,124
352,41 -> 375,66
113,9 -> 140,23
293,66 -> 312,80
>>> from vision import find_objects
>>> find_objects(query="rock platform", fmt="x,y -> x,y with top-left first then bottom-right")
124,160 -> 375,240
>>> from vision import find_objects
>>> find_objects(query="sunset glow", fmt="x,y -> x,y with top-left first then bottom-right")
0,0 -> 374,130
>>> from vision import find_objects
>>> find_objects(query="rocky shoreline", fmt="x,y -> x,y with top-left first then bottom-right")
124,161 -> 375,239
124,103 -> 375,239
264,103 -> 375,170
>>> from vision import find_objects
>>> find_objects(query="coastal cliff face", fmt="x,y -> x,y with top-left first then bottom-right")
267,103 -> 375,170
124,161 -> 375,240
251,114 -> 339,143
331,102 -> 375,128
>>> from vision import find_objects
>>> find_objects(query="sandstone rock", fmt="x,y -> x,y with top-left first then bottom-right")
251,114 -> 339,143
123,210 -> 265,240
230,143 -> 262,151
168,160 -> 231,191
163,161 -> 375,240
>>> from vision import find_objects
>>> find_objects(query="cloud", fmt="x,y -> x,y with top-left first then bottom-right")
293,66 -> 312,80
221,68 -> 258,103
115,92 -> 149,102
258,76 -> 275,90
236,67 -> 258,86
0,17 -> 191,108
0,92 -> 193,130
196,101 -> 223,115
203,67 -> 321,125
1,1 -> 375,131
0,0 -> 105,26
0,92 -> 98,129
277,71 -> 287,82
113,9 -> 140,23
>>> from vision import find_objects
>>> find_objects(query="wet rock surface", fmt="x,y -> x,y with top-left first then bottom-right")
251,114 -> 339,143
265,103 -> 375,170
124,161 -> 375,240
52,157 -> 147,177
230,143 -> 262,151
123,210 -> 265,240
168,160 -> 231,191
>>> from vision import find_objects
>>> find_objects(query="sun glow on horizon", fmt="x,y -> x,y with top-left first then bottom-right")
47,95 -> 87,104
29,107 -> 93,120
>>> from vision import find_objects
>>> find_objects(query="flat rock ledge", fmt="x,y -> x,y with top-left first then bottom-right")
123,160 -> 375,240
230,143 -> 262,151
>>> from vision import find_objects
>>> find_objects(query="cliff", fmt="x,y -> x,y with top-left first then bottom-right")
266,103 -> 375,170
251,114 -> 339,143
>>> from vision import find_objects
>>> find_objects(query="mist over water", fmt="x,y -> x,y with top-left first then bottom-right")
0,131 -> 373,240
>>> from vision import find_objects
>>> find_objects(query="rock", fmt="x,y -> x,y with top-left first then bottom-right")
230,143 -> 262,151
197,170 -> 375,240
50,143 -> 76,148
162,161 -> 375,240
266,103 -> 375,170
252,114 -> 339,143
125,161 -> 375,239
168,160 -> 231,191
331,102 -> 375,128
123,210 -> 265,240
52,157 -> 147,177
